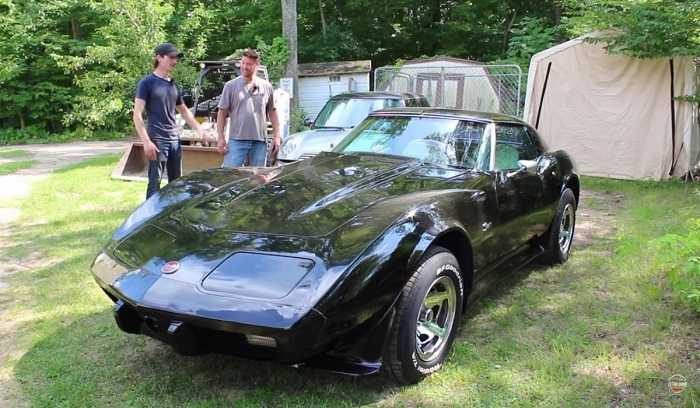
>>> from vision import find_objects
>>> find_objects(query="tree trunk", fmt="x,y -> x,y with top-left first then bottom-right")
428,0 -> 442,54
334,0 -> 344,18
70,17 -> 79,39
18,112 -> 25,129
553,1 -> 562,26
502,10 -> 518,51
319,0 -> 327,39
282,0 -> 299,107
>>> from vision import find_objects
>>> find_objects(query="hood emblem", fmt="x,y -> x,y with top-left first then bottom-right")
161,261 -> 180,274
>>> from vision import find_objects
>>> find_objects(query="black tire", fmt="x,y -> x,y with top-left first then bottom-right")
542,188 -> 577,264
383,246 -> 464,384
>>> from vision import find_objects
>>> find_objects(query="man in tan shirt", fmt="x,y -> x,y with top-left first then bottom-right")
216,49 -> 280,167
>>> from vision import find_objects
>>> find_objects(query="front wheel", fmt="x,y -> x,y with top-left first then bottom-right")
542,188 -> 577,264
383,246 -> 464,384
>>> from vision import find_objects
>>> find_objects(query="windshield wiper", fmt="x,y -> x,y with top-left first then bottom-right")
315,126 -> 347,130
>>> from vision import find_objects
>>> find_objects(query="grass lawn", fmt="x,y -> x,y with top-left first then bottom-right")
0,149 -> 31,159
0,160 -> 36,175
1,156 -> 698,407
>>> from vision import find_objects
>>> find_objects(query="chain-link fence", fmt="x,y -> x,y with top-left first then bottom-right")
374,64 -> 523,117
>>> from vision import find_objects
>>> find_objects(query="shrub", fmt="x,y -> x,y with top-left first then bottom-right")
655,218 -> 700,313
290,106 -> 310,134
0,126 -> 128,146
0,126 -> 47,145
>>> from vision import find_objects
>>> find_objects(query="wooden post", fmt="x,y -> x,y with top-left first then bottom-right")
282,0 -> 299,108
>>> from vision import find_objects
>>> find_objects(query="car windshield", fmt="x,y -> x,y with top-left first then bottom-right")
315,98 -> 403,128
334,116 -> 488,168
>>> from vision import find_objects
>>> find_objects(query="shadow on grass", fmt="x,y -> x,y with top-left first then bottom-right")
52,153 -> 123,174
14,308 -> 398,407
10,255 -> 649,407
11,238 -> 698,406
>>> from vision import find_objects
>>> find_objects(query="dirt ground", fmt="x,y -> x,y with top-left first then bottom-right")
0,141 -> 127,407
573,190 -> 624,251
0,149 -> 623,406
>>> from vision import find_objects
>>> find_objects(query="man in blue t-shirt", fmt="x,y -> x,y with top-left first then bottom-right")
133,43 -> 205,199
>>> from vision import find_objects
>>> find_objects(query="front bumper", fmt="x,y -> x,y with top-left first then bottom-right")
92,252 -> 327,363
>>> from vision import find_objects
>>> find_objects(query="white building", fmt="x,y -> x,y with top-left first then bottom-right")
298,60 -> 372,119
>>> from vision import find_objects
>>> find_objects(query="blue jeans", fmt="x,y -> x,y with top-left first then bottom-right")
146,139 -> 182,199
223,139 -> 267,167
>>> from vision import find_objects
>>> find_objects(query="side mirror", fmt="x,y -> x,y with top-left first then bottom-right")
517,159 -> 539,174
303,117 -> 313,128
505,159 -> 538,178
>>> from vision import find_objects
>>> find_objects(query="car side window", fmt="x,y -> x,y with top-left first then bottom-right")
451,121 -> 488,169
494,125 -> 540,171
525,127 -> 545,154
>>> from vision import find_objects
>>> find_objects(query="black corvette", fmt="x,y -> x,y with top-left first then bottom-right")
92,108 -> 579,384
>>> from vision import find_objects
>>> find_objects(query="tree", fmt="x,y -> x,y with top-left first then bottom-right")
0,0 -> 100,132
55,0 -> 208,130
566,0 -> 700,58
1,0 -> 572,137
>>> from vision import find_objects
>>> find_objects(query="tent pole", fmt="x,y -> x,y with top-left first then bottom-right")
669,59 -> 677,176
535,62 -> 552,129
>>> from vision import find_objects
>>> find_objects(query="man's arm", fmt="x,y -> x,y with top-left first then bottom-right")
176,103 -> 207,146
133,98 -> 159,161
266,86 -> 281,158
269,109 -> 281,157
216,108 -> 229,154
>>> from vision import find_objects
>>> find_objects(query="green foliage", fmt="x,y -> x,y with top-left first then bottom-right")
256,36 -> 289,85
655,218 -> 700,313
299,23 -> 362,62
290,106 -> 310,134
56,0 -> 173,129
0,126 -> 48,145
676,87 -> 700,111
499,17 -> 560,72
0,0 -> 95,132
0,0 -> 568,138
566,0 -> 700,58
2,0 -> 698,142
0,125 -> 126,145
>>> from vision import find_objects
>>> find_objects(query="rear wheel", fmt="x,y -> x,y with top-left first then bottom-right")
542,188 -> 577,264
383,246 -> 464,384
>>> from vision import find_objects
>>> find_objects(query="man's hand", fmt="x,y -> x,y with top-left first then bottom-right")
217,138 -> 228,155
216,109 -> 229,155
143,140 -> 160,161
270,134 -> 281,158
196,127 -> 208,147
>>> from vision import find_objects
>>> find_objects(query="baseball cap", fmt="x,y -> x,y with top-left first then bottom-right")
154,43 -> 183,58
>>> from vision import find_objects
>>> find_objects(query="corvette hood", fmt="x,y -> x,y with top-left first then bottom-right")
102,152 -> 479,317
164,152 -> 430,237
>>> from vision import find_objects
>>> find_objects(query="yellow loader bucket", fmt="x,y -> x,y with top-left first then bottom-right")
111,141 -> 223,181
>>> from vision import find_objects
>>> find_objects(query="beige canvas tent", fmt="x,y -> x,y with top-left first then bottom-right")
523,34 -> 699,180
